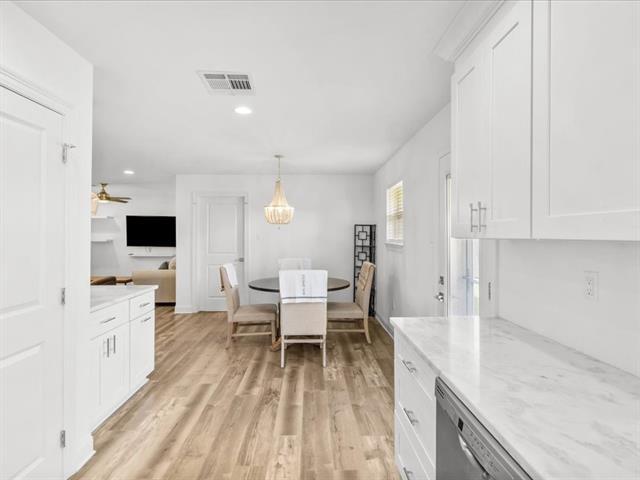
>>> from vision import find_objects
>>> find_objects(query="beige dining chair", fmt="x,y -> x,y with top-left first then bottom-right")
220,266 -> 278,348
327,261 -> 375,343
279,270 -> 328,368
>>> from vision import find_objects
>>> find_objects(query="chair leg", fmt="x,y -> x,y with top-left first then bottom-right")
322,336 -> 327,368
226,322 -> 234,349
280,337 -> 285,368
271,320 -> 276,343
363,317 -> 372,344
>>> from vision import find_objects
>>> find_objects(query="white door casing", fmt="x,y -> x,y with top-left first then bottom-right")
196,195 -> 246,311
0,87 -> 65,479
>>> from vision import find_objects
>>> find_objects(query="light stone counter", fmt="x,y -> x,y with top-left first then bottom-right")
391,315 -> 640,480
90,285 -> 158,312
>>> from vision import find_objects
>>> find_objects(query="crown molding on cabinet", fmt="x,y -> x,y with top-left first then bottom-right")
433,0 -> 505,62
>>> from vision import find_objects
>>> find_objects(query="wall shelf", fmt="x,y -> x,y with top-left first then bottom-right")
91,216 -> 114,220
91,238 -> 113,243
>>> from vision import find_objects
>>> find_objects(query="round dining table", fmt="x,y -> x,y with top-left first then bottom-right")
248,276 -> 350,352
248,276 -> 350,293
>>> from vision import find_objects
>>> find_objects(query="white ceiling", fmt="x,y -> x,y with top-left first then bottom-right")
16,1 -> 460,182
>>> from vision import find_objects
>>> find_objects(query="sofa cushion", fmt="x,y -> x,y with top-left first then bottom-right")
168,256 -> 177,270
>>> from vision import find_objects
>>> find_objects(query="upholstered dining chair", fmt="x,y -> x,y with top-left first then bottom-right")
327,261 -> 375,343
278,257 -> 312,270
220,265 -> 277,348
279,270 -> 328,368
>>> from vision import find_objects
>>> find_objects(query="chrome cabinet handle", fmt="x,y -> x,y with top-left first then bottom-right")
402,467 -> 414,480
477,201 -> 487,232
434,292 -> 445,303
401,359 -> 417,373
113,334 -> 116,354
139,302 -> 150,308
100,316 -> 116,324
469,203 -> 478,232
141,316 -> 152,323
403,407 -> 419,426
106,337 -> 110,358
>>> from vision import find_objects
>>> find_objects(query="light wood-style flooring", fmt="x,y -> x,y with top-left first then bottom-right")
73,307 -> 398,480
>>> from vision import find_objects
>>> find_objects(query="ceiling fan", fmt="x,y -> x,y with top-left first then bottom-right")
95,183 -> 131,203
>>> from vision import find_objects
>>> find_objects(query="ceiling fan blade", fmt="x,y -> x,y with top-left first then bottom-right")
109,198 -> 129,204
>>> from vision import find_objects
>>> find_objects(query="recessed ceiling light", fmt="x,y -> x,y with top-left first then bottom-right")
234,105 -> 252,115
123,169 -> 135,175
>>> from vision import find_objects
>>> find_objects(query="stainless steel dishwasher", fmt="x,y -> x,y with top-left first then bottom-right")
435,378 -> 533,480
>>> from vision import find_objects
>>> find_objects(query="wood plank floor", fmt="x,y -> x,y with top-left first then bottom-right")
73,307 -> 399,480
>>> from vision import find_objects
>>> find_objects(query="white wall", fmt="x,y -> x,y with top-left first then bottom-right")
91,183 -> 176,276
1,1 -> 94,475
373,105 -> 451,331
497,240 -> 640,377
175,174 -> 373,312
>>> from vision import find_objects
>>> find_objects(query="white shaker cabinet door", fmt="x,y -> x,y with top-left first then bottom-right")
532,0 -> 640,240
451,50 -> 490,239
130,311 -> 155,389
484,0 -> 532,238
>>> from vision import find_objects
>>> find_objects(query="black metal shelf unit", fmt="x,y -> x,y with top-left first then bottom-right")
353,224 -> 376,316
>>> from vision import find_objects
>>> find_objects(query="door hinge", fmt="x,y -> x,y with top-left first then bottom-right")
60,430 -> 66,448
62,143 -> 76,164
61,287 -> 66,305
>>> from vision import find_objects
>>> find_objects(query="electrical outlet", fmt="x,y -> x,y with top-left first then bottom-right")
584,271 -> 599,300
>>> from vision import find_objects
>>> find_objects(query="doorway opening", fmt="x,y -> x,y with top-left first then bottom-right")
446,174 -> 479,316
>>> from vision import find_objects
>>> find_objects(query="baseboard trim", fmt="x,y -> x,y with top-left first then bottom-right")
174,304 -> 197,314
374,313 -> 394,338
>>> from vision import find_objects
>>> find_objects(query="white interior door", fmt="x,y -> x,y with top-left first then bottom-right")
0,87 -> 65,478
197,196 -> 245,311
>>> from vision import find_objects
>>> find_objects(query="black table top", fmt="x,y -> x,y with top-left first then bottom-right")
248,277 -> 350,293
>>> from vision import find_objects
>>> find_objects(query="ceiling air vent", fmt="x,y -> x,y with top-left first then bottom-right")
198,71 -> 254,95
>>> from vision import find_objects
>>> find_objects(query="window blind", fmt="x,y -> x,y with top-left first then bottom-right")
386,181 -> 404,244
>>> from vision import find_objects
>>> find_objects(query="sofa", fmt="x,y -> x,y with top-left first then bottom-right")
132,269 -> 175,303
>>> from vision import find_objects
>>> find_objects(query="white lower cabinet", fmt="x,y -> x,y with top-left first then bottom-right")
91,323 -> 130,426
89,290 -> 156,430
130,311 -> 155,389
395,333 -> 437,480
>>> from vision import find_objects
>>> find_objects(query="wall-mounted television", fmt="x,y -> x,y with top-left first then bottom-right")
126,215 -> 176,247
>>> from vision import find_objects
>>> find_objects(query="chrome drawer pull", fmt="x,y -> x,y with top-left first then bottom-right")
141,316 -> 152,323
139,302 -> 150,308
401,359 -> 417,373
113,334 -> 116,354
402,467 -> 414,480
403,407 -> 419,426
100,316 -> 116,324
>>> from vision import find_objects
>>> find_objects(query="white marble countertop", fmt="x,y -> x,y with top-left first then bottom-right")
90,285 -> 158,312
391,316 -> 640,480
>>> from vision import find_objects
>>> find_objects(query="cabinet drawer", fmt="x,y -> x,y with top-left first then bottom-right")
90,302 -> 129,339
396,412 -> 432,480
129,291 -> 155,319
395,333 -> 438,402
396,359 -> 436,468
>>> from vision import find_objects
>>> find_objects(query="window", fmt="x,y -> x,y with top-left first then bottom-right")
386,180 -> 404,245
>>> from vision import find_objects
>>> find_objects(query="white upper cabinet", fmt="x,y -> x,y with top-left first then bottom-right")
451,1 -> 532,239
484,1 -> 532,238
451,49 -> 490,238
448,0 -> 639,241
532,0 -> 640,240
